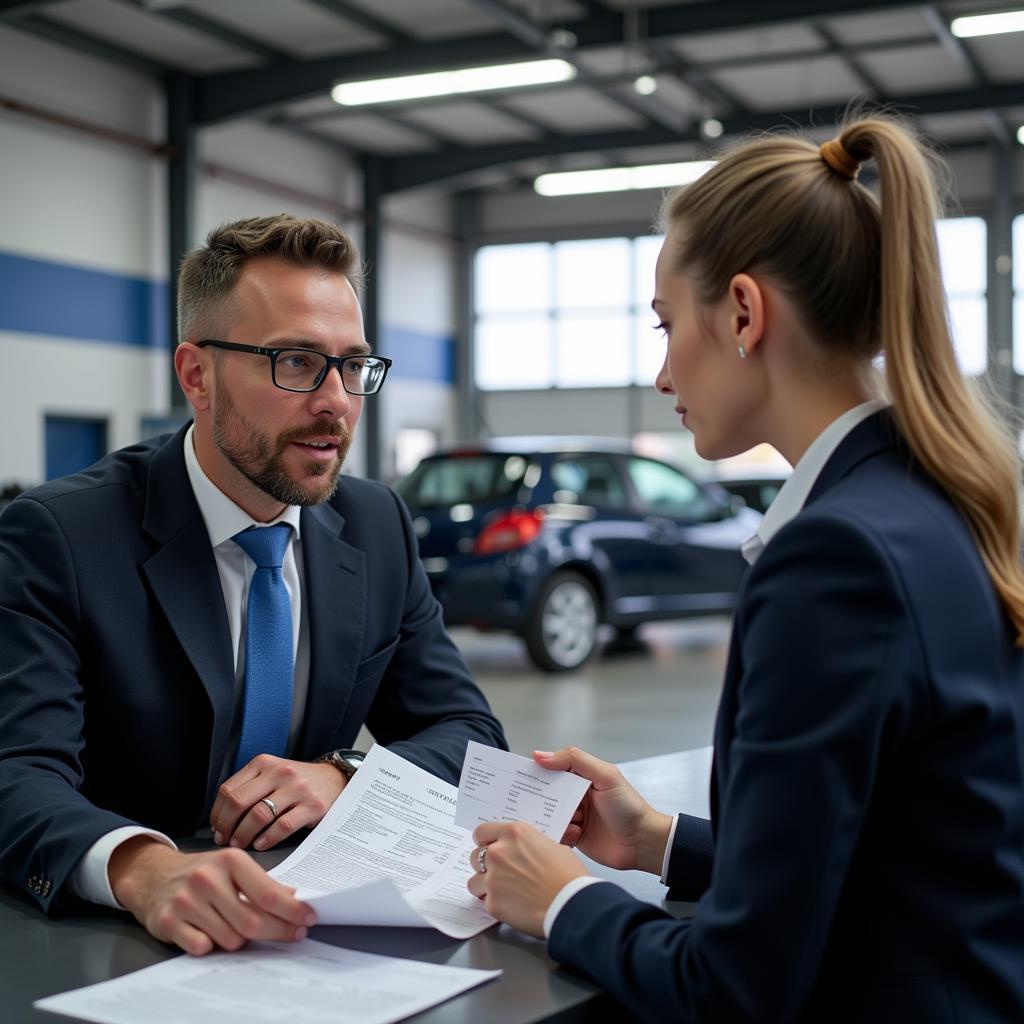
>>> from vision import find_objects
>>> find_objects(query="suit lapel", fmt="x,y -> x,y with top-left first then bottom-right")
295,498 -> 366,758
139,426 -> 235,807
805,409 -> 900,507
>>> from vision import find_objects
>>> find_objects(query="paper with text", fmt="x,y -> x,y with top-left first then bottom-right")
454,741 -> 591,839
270,745 -> 494,938
34,938 -> 500,1024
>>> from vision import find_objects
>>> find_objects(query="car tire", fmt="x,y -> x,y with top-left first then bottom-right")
524,571 -> 600,673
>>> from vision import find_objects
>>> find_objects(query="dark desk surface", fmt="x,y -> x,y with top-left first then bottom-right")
2,747 -> 712,1024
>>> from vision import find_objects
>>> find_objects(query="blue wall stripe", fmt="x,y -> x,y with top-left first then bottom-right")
0,250 -> 455,384
379,324 -> 455,385
0,250 -> 169,349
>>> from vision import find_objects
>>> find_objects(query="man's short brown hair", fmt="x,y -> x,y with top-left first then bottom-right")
177,213 -> 363,344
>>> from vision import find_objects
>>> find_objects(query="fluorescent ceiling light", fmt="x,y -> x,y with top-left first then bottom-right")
534,161 -> 716,197
950,10 -> 1024,37
332,59 -> 575,106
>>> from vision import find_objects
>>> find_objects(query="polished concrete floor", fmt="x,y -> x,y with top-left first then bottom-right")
448,615 -> 732,763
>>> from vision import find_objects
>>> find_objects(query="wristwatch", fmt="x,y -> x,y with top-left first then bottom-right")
315,748 -> 366,780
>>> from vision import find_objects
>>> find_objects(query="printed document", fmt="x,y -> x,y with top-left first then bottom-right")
454,740 -> 591,838
270,745 -> 493,938
35,938 -> 500,1024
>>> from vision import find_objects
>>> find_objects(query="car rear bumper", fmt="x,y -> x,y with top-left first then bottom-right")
422,554 -> 537,630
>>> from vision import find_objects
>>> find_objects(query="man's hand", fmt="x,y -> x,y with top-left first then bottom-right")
534,747 -> 673,875
210,754 -> 346,851
109,837 -> 315,956
466,821 -> 587,938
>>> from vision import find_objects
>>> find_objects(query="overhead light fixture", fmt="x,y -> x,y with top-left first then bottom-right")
534,160 -> 716,197
633,75 -> 658,96
950,9 -> 1024,37
332,58 -> 576,106
1018,125 -> 1024,145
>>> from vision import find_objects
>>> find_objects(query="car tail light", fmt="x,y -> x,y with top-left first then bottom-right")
474,508 -> 544,555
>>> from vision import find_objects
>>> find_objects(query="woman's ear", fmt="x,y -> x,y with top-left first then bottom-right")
727,273 -> 766,357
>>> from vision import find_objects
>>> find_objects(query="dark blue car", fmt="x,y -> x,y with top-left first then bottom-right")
395,439 -> 760,672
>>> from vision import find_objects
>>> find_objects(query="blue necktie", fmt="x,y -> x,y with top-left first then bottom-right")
232,524 -> 294,773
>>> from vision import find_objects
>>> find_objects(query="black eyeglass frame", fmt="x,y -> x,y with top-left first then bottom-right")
196,340 -> 392,395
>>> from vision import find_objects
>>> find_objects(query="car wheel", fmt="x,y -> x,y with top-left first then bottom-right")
524,572 -> 600,673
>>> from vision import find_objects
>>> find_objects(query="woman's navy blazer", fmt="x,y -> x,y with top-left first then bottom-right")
549,411 -> 1024,1023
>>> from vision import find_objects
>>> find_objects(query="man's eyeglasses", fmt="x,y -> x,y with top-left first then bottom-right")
197,341 -> 392,396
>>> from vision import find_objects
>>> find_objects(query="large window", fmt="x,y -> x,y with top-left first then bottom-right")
1013,215 -> 1024,375
475,219 -> 988,392
474,237 -> 663,391
936,217 -> 987,376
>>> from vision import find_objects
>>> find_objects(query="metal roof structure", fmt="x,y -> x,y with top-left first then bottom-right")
3,0 -> 1023,195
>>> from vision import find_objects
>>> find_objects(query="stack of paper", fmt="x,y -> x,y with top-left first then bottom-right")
35,742 -> 593,1023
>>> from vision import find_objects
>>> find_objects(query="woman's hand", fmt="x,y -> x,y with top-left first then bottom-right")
535,747 -> 674,875
467,821 -> 587,938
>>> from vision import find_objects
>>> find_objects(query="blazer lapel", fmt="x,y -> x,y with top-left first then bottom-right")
139,427 -> 235,807
295,499 -> 366,758
805,409 -> 900,506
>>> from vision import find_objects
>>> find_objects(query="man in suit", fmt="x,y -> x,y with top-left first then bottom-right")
0,214 -> 507,956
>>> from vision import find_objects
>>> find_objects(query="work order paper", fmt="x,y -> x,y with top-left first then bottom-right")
269,742 -> 590,939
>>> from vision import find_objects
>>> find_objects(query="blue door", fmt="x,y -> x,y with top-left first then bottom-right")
45,415 -> 107,481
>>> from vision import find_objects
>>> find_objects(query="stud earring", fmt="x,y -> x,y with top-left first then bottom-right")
738,345 -> 747,359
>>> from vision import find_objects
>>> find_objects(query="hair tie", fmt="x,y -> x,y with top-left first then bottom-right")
820,139 -> 860,180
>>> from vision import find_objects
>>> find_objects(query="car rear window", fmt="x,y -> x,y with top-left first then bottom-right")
397,454 -> 529,508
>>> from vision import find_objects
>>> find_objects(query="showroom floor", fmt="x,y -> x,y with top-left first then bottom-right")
440,616 -> 731,764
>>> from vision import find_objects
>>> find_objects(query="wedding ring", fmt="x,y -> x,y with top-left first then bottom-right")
261,797 -> 279,818
477,846 -> 487,874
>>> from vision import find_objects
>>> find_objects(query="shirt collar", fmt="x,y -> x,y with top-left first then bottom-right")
741,399 -> 887,566
183,424 -> 302,549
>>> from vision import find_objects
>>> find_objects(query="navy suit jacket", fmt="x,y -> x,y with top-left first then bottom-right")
0,426 -> 506,912
549,412 -> 1024,1022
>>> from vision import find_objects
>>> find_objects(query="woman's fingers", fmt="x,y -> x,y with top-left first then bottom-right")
534,746 -> 624,790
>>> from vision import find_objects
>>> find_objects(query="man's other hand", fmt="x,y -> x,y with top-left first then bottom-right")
109,838 -> 315,956
210,755 -> 346,851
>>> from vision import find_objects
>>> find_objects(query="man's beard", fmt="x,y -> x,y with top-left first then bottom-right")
212,374 -> 351,507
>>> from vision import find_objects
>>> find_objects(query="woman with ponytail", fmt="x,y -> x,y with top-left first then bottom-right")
466,116 -> 1024,1022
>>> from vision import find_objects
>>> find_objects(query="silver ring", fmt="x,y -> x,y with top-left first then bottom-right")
477,847 -> 487,874
261,797 -> 279,818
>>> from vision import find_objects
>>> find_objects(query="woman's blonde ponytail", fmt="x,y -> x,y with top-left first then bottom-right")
840,119 -> 1024,642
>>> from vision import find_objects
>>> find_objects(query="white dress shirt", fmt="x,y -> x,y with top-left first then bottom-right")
543,399 -> 888,939
68,426 -> 311,907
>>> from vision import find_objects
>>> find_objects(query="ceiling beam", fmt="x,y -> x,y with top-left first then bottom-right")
8,12 -> 174,76
272,31 -> 940,129
0,0 -> 60,16
301,0 -> 414,44
811,20 -> 884,97
920,3 -> 1012,147
377,79 -> 1024,192
193,0 -> 924,124
117,0 -> 290,62
468,0 -> 681,132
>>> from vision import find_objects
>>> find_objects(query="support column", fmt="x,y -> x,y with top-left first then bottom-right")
454,190 -> 479,441
988,143 -> 1015,411
361,155 -> 383,480
167,73 -> 197,413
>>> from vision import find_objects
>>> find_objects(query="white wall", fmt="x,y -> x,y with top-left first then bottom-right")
0,24 -> 462,485
0,24 -> 167,484
376,189 -> 460,480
